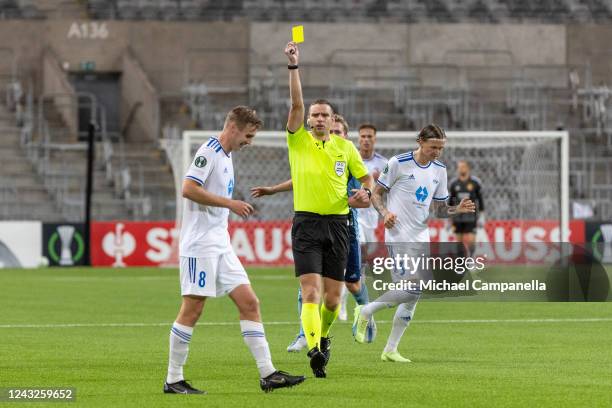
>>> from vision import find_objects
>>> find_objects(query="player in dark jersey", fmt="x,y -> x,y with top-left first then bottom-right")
448,160 -> 485,255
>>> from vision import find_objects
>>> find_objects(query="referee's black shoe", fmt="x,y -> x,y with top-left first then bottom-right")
320,336 -> 332,364
260,370 -> 306,392
163,380 -> 206,394
307,347 -> 327,378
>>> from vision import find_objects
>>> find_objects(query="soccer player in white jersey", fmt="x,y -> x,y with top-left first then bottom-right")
353,124 -> 475,362
356,123 -> 388,243
163,106 -> 305,394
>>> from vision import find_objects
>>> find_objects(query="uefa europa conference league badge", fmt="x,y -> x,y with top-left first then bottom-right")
44,224 -> 85,267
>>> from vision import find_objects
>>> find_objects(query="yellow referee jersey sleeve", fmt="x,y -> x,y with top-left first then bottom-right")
287,125 -> 368,215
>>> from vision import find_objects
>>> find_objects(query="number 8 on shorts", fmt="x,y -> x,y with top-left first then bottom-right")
179,253 -> 250,298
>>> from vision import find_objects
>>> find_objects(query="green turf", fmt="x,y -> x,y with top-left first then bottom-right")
1,267 -> 611,407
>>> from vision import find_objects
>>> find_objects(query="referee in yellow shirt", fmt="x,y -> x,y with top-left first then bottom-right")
284,41 -> 374,378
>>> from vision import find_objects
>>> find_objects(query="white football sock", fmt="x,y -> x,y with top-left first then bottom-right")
339,286 -> 349,320
384,296 -> 419,353
360,301 -> 395,319
240,320 -> 276,378
361,289 -> 419,318
166,321 -> 193,384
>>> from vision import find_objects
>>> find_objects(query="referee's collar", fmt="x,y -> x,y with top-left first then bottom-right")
312,132 -> 335,148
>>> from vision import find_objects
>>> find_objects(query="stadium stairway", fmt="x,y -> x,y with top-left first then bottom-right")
109,140 -> 176,221
0,104 -> 58,221
17,100 -> 168,222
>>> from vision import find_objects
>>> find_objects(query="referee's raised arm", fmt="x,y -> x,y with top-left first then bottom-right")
285,41 -> 304,133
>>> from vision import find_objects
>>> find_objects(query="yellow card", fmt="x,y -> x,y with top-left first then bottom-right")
292,25 -> 304,43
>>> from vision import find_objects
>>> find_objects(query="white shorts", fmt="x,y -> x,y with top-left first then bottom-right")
179,251 -> 250,298
386,242 -> 432,285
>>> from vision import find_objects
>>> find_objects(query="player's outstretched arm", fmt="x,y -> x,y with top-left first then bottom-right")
250,179 -> 293,198
285,41 -> 304,133
431,197 -> 476,218
183,179 -> 253,218
358,174 -> 374,192
371,184 -> 397,228
348,174 -> 374,208
348,189 -> 369,208
371,184 -> 387,216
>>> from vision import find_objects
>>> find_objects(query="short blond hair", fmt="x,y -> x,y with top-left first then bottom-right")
225,106 -> 263,130
333,113 -> 349,136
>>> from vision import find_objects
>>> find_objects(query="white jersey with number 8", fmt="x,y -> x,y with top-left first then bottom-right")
178,137 -> 249,298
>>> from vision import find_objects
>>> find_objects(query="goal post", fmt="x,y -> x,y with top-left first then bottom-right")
163,129 -> 570,265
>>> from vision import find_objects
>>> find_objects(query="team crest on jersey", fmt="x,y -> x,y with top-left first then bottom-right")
335,161 -> 346,176
194,156 -> 207,168
467,182 -> 474,191
415,186 -> 428,202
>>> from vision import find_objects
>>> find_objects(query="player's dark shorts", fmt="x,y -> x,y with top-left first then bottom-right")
292,211 -> 350,281
453,221 -> 477,234
345,219 -> 361,283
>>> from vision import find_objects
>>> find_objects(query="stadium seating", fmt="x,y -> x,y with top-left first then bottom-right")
1,2 -> 612,221
149,47 -> 612,219
74,0 -> 612,22
6,61 -> 611,220
1,1 -> 610,22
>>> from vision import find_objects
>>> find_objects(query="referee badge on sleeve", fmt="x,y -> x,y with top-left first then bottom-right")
334,161 -> 346,176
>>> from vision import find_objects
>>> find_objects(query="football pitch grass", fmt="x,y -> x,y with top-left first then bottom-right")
1,267 -> 611,407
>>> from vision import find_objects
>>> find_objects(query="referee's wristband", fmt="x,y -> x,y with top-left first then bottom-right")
363,187 -> 372,198
288,64 -> 298,70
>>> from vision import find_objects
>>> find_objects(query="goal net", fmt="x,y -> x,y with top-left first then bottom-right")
163,130 -> 569,266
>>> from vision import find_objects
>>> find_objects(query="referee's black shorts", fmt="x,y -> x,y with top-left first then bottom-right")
291,211 -> 350,281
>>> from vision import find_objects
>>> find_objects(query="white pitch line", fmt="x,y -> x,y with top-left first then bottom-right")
1,318 -> 611,329
41,275 -> 292,282
414,318 -> 612,324
49,277 -> 174,282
